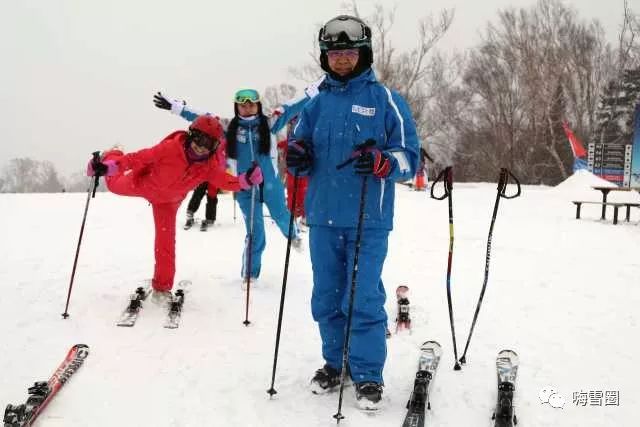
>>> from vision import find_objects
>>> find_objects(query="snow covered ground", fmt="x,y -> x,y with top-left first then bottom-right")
1,170 -> 639,426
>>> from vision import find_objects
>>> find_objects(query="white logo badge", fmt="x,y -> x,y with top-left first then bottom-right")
352,105 -> 376,116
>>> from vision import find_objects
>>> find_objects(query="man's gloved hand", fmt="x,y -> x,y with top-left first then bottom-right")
86,159 -> 118,177
153,92 -> 185,115
238,164 -> 264,190
354,148 -> 391,178
286,140 -> 313,173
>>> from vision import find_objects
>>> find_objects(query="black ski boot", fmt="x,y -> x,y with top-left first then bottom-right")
310,364 -> 343,394
184,212 -> 195,230
355,382 -> 383,410
200,219 -> 214,232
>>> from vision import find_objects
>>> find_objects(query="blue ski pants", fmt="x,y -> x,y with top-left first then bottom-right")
309,225 -> 389,384
236,179 -> 296,279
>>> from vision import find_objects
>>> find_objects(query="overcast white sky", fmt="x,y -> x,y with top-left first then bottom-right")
0,0 -> 626,176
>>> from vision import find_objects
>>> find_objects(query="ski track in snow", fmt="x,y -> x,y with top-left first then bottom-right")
1,173 -> 639,426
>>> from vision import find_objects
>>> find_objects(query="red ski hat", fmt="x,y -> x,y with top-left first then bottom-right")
189,115 -> 224,140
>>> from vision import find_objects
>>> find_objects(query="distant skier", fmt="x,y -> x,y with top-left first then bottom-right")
183,181 -> 219,231
86,115 -> 263,299
276,116 -> 309,228
286,15 -> 419,410
184,136 -> 226,231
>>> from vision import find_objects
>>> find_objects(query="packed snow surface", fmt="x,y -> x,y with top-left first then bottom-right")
1,175 -> 638,426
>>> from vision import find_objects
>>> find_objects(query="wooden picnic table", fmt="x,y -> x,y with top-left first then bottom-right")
591,186 -> 640,220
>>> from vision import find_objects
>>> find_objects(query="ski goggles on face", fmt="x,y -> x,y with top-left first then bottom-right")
189,130 -> 220,152
319,16 -> 368,43
234,89 -> 260,104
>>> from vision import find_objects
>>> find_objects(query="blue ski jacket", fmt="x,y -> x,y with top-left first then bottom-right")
290,69 -> 419,230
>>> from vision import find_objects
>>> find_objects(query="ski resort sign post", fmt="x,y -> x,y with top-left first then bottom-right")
588,142 -> 633,186
631,103 -> 640,187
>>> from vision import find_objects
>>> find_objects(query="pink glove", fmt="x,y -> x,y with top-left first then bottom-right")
86,159 -> 119,177
238,165 -> 263,190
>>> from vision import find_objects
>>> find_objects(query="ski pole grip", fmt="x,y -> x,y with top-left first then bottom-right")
430,166 -> 451,200
336,138 -> 377,170
91,151 -> 101,198
499,168 -> 522,199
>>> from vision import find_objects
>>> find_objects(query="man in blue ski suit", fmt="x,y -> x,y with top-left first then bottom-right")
286,15 -> 419,409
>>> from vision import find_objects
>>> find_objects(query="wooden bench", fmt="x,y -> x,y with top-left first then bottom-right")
572,201 -> 640,225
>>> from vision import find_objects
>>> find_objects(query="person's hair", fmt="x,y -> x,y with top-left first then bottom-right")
225,102 -> 270,159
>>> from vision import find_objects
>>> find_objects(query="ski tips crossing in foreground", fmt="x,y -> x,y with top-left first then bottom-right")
3,344 -> 89,427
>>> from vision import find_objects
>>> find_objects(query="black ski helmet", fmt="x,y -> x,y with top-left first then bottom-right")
318,15 -> 373,79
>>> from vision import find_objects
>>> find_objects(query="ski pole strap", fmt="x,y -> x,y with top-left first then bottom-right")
498,168 -> 522,199
90,151 -> 102,198
430,166 -> 452,200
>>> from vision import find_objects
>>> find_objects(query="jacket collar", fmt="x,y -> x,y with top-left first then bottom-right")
324,68 -> 376,91
238,115 -> 261,128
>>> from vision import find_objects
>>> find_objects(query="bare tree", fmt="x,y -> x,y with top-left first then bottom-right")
619,0 -> 640,71
454,0 -> 614,184
0,158 -> 64,193
262,83 -> 298,114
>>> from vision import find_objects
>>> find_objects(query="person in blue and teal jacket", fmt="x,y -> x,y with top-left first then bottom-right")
153,89 -> 303,282
286,15 -> 419,410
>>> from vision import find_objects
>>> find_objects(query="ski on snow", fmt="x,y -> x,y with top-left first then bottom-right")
117,281 -> 188,328
164,289 -> 185,329
395,285 -> 411,334
492,349 -> 519,427
116,284 -> 152,327
3,344 -> 89,427
401,340 -> 442,427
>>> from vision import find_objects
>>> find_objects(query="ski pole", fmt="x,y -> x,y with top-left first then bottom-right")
233,192 -> 237,224
459,168 -> 521,365
333,139 -> 374,423
334,176 -> 368,424
243,161 -> 259,326
243,184 -> 256,326
62,152 -> 101,319
430,166 -> 462,370
267,171 -> 300,397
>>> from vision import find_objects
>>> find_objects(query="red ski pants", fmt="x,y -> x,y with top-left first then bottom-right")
104,151 -> 180,291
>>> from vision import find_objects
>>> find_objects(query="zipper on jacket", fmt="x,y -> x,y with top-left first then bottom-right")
248,127 -> 255,163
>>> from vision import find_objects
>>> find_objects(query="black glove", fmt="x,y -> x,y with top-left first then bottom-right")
353,148 -> 391,178
286,140 -> 313,172
92,161 -> 108,177
153,92 -> 171,110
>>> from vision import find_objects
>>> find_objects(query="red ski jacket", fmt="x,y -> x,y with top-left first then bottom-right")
116,131 -> 241,204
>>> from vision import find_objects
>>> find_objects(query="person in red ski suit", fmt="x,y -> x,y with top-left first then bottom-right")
86,115 -> 263,293
277,136 -> 308,219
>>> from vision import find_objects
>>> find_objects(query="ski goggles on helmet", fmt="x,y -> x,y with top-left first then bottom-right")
189,129 -> 220,152
319,15 -> 371,49
234,89 -> 260,104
